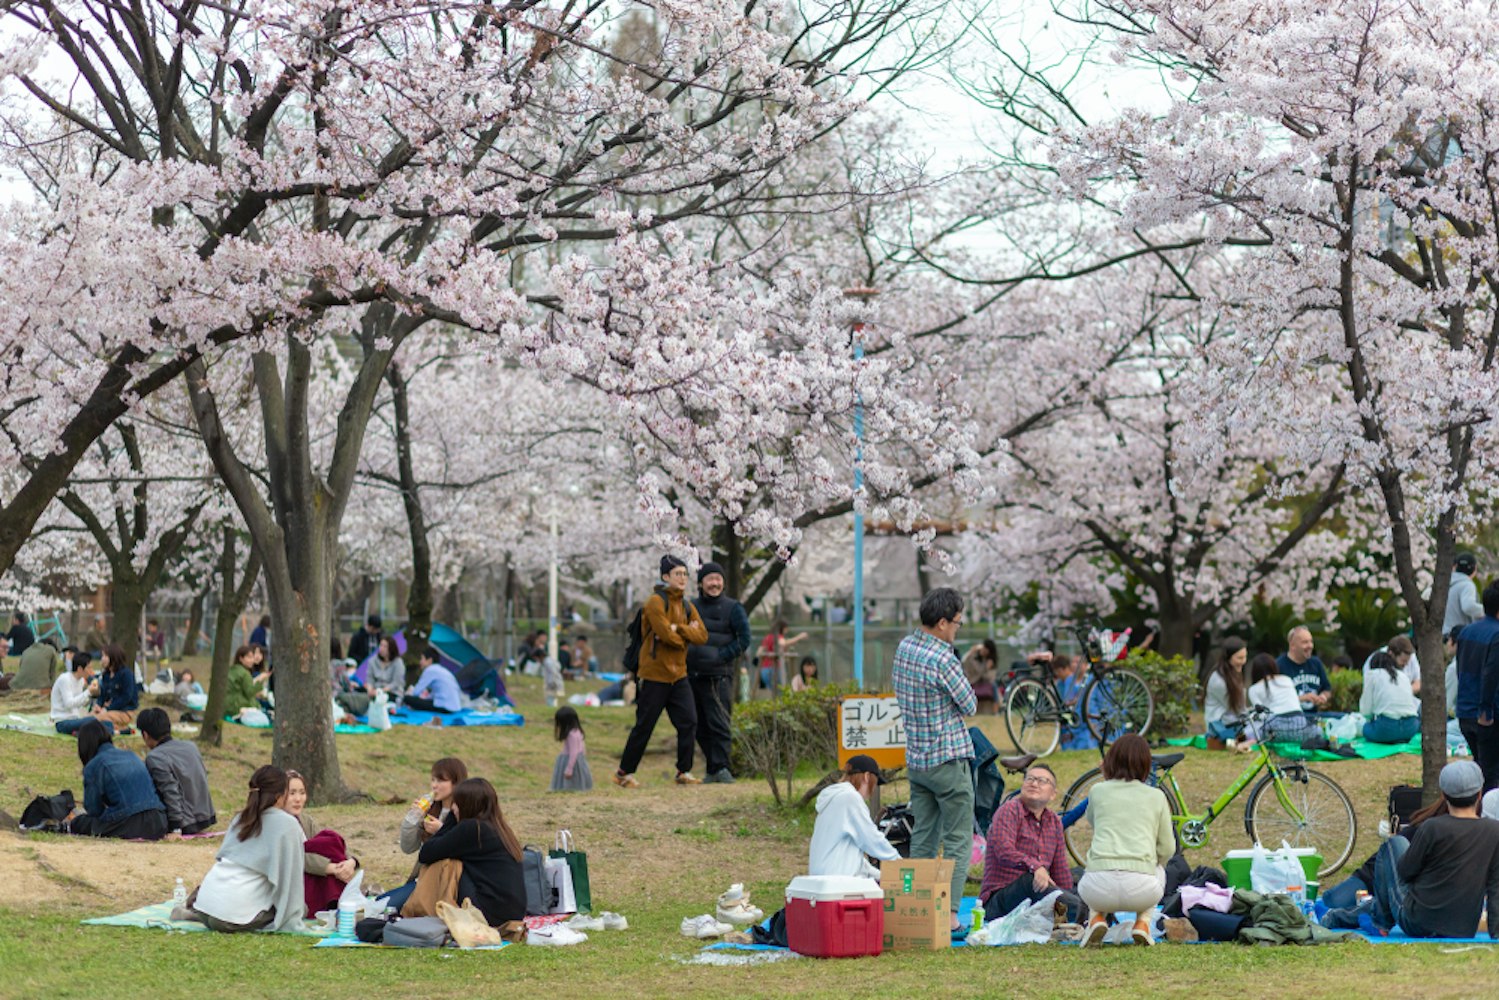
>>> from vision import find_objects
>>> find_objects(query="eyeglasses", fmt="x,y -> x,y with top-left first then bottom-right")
1022,775 -> 1055,786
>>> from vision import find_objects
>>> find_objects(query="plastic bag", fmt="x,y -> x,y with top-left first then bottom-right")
969,889 -> 1060,946
338,869 -> 365,908
1250,841 -> 1305,895
237,707 -> 270,728
1327,713 -> 1364,742
368,690 -> 391,730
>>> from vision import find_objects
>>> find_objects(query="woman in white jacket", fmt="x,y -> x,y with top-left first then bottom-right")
808,755 -> 901,880
1360,650 -> 1419,744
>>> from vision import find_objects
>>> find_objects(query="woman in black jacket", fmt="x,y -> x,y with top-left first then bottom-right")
402,777 -> 526,927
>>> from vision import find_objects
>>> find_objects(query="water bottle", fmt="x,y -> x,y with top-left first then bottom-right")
971,905 -> 984,935
173,878 -> 187,909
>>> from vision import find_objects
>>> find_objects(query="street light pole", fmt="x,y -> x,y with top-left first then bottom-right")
844,287 -> 878,691
547,505 -> 559,664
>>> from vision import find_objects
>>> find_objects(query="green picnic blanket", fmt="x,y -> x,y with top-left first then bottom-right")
1166,733 -> 1422,760
0,713 -> 67,738
83,900 -> 334,936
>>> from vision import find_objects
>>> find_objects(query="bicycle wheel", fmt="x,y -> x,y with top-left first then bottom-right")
1246,767 -> 1358,876
1060,767 -> 1183,867
1005,679 -> 1062,757
1082,669 -> 1154,744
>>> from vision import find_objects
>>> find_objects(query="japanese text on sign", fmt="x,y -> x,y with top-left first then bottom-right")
838,695 -> 906,768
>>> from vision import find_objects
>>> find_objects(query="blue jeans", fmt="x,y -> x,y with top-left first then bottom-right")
1206,719 -> 1239,741
54,717 -> 114,736
1326,837 -> 1407,931
376,881 -> 416,913
1363,715 -> 1419,744
1320,873 -> 1368,910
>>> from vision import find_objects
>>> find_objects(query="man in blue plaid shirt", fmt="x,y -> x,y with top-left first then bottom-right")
893,587 -> 976,930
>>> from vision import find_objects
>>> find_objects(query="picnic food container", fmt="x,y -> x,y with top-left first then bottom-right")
785,875 -> 884,958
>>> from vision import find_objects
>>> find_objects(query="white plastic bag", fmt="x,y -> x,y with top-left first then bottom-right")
368,690 -> 391,730
1250,841 -> 1305,895
237,707 -> 270,728
1327,713 -> 1364,743
544,855 -> 577,913
338,869 -> 365,908
969,889 -> 1059,945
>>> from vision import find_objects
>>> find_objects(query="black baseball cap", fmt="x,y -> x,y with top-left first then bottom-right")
845,754 -> 887,785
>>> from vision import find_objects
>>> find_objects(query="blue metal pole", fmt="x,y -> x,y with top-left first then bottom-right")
853,338 -> 865,691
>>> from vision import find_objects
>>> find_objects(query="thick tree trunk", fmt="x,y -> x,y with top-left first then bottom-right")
712,521 -> 744,598
200,529 -> 261,749
386,363 -> 431,678
1155,614 -> 1197,662
438,584 -> 462,629
109,577 -> 148,672
181,589 -> 207,657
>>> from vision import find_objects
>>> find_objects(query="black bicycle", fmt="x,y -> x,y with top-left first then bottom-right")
1004,621 -> 1154,757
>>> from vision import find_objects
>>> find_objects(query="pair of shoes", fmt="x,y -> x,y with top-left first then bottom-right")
680,914 -> 734,939
1050,923 -> 1083,943
527,924 -> 587,946
1080,914 -> 1108,948
716,883 -> 763,925
703,769 -> 736,784
599,911 -> 628,931
675,772 -> 702,785
613,772 -> 640,789
1130,918 -> 1153,946
565,913 -> 604,932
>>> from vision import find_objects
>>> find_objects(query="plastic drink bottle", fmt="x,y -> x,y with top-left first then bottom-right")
173,878 -> 187,909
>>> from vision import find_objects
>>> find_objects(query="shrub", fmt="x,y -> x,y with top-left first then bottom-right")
1118,651 -> 1199,739
1328,668 -> 1363,713
730,684 -> 851,806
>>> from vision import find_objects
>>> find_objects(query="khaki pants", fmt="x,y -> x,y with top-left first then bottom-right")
96,710 -> 134,727
401,858 -> 463,918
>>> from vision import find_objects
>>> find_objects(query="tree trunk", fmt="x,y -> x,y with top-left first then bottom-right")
109,577 -> 148,673
181,589 -> 207,657
1155,614 -> 1197,662
438,584 -> 462,628
712,521 -> 744,598
200,529 -> 261,749
387,362 -> 432,678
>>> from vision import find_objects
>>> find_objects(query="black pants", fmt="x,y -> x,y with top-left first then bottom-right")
690,673 -> 734,775
1460,718 -> 1499,792
619,678 -> 697,775
70,808 -> 169,841
402,695 -> 454,714
982,873 -> 1086,923
181,817 -> 216,836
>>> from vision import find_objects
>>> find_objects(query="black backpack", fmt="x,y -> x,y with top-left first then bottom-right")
620,594 -> 665,675
20,790 -> 75,830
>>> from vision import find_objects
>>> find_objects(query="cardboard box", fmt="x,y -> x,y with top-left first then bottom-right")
881,857 -> 952,951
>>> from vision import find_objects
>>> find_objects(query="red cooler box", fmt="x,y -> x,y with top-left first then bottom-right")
785,875 -> 885,958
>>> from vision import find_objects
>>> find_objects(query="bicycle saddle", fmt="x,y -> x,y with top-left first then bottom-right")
999,753 -> 1039,773
1150,752 -> 1185,770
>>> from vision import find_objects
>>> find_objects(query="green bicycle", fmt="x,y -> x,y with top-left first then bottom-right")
1059,709 -> 1358,877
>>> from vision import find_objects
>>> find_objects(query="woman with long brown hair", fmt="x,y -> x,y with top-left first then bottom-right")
1204,638 -> 1249,742
808,755 -> 901,879
403,777 -> 526,927
187,765 -> 307,933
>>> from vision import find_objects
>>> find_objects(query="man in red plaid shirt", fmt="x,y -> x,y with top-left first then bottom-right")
980,762 -> 1086,923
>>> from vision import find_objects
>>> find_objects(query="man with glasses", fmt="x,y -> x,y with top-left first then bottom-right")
892,587 -> 977,931
979,763 -> 1085,923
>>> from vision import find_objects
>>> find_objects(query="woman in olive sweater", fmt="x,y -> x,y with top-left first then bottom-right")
402,777 -> 526,927
1077,734 -> 1175,947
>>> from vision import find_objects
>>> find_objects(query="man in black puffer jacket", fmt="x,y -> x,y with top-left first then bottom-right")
688,562 -> 752,784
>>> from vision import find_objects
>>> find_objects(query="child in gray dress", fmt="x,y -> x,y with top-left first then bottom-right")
550,706 -> 592,792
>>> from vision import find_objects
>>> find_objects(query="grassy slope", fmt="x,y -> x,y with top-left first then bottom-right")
1,671 -> 1495,999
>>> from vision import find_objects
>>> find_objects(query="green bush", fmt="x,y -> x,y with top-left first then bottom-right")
1119,651 -> 1199,739
730,684 -> 851,806
1328,668 -> 1363,713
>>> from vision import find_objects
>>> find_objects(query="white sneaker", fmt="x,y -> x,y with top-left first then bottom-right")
600,912 -> 629,931
528,924 -> 587,946
679,914 -> 732,939
566,913 -> 605,932
716,900 -> 764,926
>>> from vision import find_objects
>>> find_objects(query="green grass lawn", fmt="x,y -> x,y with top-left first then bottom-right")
1,672 -> 1496,999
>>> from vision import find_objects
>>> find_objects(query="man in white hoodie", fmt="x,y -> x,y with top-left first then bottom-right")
1445,553 -> 1484,635
809,755 -> 901,880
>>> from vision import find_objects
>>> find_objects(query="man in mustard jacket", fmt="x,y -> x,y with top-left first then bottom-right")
615,556 -> 709,788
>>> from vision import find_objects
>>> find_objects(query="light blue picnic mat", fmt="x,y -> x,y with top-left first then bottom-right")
314,935 -> 509,950
82,900 -> 333,936
385,707 -> 524,728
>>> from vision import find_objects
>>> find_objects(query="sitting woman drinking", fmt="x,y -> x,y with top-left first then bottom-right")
283,769 -> 364,917
185,765 -> 307,933
65,719 -> 168,840
376,757 -> 469,913
401,777 -> 526,928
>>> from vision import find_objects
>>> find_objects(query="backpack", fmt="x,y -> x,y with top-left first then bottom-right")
620,594 -> 665,676
19,790 -> 75,831
382,915 -> 451,948
1388,784 -> 1424,832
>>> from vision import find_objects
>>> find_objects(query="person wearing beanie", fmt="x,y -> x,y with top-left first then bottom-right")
1325,759 -> 1499,939
615,556 -> 709,787
687,561 -> 752,784
1446,552 -> 1483,634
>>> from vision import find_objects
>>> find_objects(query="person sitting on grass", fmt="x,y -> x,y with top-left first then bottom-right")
368,636 -> 406,701
979,762 -> 1084,923
1078,734 -> 1175,947
13,636 -> 60,690
1322,760 -> 1499,939
401,777 -> 526,928
223,644 -> 262,720
64,719 -> 168,840
1360,650 -> 1420,744
403,648 -> 462,714
175,670 -> 207,713
809,755 -> 902,880
1321,798 -> 1449,912
283,769 -> 364,917
376,757 -> 470,914
52,652 -> 106,735
1245,653 -> 1316,744
184,765 -> 307,933
1204,638 -> 1248,743
138,707 -> 216,838
91,644 -> 138,730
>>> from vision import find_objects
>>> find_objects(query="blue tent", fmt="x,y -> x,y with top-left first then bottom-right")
356,623 -> 510,706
